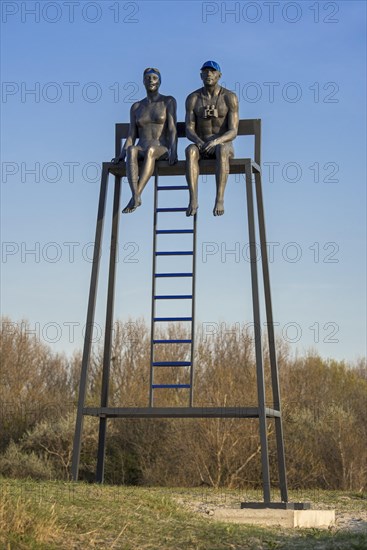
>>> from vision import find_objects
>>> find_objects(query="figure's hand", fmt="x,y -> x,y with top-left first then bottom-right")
202,139 -> 218,155
111,150 -> 126,164
168,149 -> 178,165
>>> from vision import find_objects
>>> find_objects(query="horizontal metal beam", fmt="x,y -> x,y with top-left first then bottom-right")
241,502 -> 311,510
106,159 -> 254,178
83,406 -> 281,419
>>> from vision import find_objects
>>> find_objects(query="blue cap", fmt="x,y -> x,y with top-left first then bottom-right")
143,67 -> 161,83
200,60 -> 221,72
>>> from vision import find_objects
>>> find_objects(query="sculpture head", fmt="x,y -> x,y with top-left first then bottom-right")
143,67 -> 161,93
200,60 -> 222,86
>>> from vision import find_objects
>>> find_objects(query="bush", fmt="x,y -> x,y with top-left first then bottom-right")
0,441 -> 53,480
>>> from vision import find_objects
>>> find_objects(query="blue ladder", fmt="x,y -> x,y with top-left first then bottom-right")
149,172 -> 197,407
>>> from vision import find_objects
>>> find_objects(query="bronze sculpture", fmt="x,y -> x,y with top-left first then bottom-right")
185,61 -> 239,216
112,68 -> 178,213
74,83 -> 292,508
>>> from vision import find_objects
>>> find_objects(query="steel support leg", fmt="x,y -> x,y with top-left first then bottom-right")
245,161 -> 271,503
254,170 -> 288,502
96,176 -> 122,483
71,164 -> 109,481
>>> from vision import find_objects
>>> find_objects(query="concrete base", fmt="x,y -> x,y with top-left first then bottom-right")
213,508 -> 335,528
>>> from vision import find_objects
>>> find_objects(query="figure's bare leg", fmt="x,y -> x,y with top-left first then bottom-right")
123,146 -> 142,213
137,145 -> 168,196
185,144 -> 200,216
213,143 -> 234,216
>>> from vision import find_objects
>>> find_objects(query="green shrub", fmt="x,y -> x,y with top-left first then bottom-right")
0,441 -> 53,480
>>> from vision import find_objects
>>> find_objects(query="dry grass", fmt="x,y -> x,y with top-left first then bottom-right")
1,479 -> 366,549
0,485 -> 64,548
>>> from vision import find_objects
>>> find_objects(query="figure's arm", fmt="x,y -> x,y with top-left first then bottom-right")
167,97 -> 178,165
185,94 -> 205,149
202,93 -> 239,153
112,104 -> 138,163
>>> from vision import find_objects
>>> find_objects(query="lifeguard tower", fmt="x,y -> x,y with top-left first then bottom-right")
71,119 -> 298,508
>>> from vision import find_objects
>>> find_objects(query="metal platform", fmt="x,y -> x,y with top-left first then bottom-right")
83,406 -> 281,419
107,158 -> 261,178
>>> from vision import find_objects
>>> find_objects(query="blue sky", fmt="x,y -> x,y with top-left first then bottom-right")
1,0 -> 366,362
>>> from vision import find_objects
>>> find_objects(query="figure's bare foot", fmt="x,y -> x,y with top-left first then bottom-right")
186,202 -> 198,216
122,196 -> 141,214
213,200 -> 224,216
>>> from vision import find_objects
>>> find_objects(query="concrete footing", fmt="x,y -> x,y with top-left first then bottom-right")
213,508 -> 335,528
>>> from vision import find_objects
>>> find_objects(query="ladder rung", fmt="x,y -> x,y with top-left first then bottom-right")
152,361 -> 191,367
156,207 -> 187,213
155,273 -> 193,278
152,384 -> 191,389
156,229 -> 194,234
156,251 -> 193,256
154,317 -> 192,322
157,186 -> 188,190
153,339 -> 192,344
154,295 -> 192,300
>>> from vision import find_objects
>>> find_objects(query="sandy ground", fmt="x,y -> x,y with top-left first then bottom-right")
335,510 -> 367,533
173,495 -> 367,533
